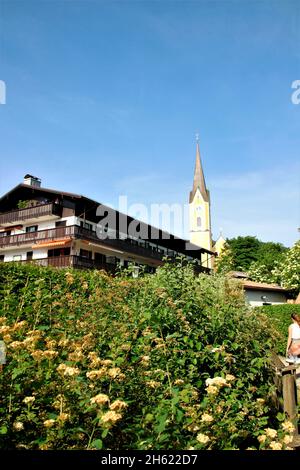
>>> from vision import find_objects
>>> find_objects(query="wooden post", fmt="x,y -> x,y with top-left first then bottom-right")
270,353 -> 299,447
282,371 -> 297,427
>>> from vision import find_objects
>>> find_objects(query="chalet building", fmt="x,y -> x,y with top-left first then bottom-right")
0,175 -> 214,274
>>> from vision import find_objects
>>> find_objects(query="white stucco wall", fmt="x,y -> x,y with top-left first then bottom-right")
245,289 -> 287,307
22,216 -> 77,231
3,251 -> 27,262
32,249 -> 48,260
2,216 -> 78,237
2,248 -> 49,262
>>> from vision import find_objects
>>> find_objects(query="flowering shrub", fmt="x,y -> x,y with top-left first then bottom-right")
248,241 -> 300,297
0,262 -> 295,449
273,241 -> 300,295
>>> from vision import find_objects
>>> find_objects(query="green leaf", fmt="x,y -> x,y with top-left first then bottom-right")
171,395 -> 180,406
145,413 -> 154,423
0,425 -> 7,434
12,369 -> 23,380
91,439 -> 103,449
37,325 -> 49,331
155,414 -> 168,434
276,412 -> 285,422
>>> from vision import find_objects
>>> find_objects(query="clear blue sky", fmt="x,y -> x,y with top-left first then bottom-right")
0,0 -> 299,246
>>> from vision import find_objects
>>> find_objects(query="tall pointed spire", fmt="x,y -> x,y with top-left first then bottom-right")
189,136 -> 209,203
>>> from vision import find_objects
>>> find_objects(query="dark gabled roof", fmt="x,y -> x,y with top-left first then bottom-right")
0,183 -> 83,205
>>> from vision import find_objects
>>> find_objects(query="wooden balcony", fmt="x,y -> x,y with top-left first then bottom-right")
74,226 -> 167,262
0,225 -> 74,248
2,255 -> 115,272
0,225 -> 166,262
0,203 -> 62,227
0,224 -> 210,273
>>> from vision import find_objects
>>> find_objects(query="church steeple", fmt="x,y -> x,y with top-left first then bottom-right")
189,137 -> 209,203
189,135 -> 212,264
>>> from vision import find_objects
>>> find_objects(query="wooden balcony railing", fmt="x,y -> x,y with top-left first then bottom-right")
0,225 -> 167,262
0,203 -> 62,227
0,225 -> 73,248
0,224 -> 210,272
74,226 -> 167,262
4,255 -> 116,272
0,255 -> 210,275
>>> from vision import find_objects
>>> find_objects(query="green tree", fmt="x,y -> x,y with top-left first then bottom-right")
248,261 -> 276,284
248,242 -> 287,283
256,242 -> 287,272
226,237 -> 287,273
273,240 -> 300,295
214,242 -> 234,274
226,236 -> 261,271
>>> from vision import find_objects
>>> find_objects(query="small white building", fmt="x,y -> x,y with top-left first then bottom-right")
243,280 -> 288,307
228,271 -> 288,306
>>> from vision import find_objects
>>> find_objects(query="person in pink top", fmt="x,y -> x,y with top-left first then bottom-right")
286,313 -> 300,364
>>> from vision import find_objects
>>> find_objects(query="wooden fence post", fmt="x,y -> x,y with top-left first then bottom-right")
271,352 -> 300,448
282,371 -> 297,423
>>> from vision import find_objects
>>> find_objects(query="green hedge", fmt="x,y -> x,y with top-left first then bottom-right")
257,304 -> 300,355
0,262 -> 294,450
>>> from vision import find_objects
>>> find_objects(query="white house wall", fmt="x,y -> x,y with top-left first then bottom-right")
3,216 -> 78,237
245,289 -> 287,306
3,248 -> 48,262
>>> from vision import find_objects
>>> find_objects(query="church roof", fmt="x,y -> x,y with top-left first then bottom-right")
189,140 -> 209,203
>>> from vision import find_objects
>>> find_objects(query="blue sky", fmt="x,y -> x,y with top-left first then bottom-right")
0,0 -> 299,246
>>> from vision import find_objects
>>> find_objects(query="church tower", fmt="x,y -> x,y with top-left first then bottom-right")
189,137 -> 213,266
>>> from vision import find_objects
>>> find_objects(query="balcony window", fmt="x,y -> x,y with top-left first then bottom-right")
26,225 -> 38,233
94,253 -> 106,263
0,230 -> 11,238
56,221 -> 67,228
79,249 -> 92,259
48,248 -> 70,257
